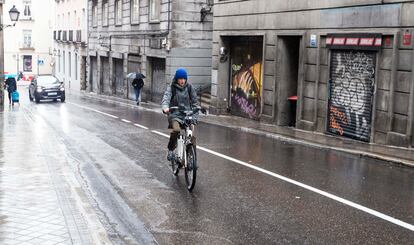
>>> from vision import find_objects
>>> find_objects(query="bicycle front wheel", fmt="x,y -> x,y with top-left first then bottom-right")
171,152 -> 180,176
184,145 -> 197,191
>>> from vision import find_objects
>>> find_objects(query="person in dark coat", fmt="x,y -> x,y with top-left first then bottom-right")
4,77 -> 17,104
162,68 -> 199,161
131,78 -> 144,105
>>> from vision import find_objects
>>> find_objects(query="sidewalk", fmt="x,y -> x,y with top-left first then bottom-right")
79,92 -> 414,168
0,102 -> 112,245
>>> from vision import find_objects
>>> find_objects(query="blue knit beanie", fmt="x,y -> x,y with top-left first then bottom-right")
174,68 -> 188,80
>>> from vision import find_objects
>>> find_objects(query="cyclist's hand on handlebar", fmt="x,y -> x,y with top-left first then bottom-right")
163,108 -> 170,114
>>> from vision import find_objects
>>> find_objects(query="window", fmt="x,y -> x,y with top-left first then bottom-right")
63,51 -> 65,74
115,0 -> 122,25
82,8 -> 86,27
23,0 -> 32,18
92,1 -> 97,27
23,55 -> 32,72
74,10 -> 77,28
130,0 -> 139,24
23,30 -> 32,48
68,52 -> 71,78
149,0 -> 160,22
58,50 -> 61,72
75,54 -> 78,80
102,0 -> 108,26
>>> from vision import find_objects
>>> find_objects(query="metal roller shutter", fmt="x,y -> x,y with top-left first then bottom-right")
150,58 -> 166,104
328,50 -> 376,142
114,59 -> 124,97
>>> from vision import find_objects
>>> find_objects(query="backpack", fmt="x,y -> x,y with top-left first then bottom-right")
170,83 -> 193,104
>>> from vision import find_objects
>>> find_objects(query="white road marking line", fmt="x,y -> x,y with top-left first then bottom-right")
195,146 -> 414,232
152,130 -> 169,138
122,119 -> 131,123
134,124 -> 149,130
68,102 -> 119,119
149,130 -> 414,231
69,100 -> 414,231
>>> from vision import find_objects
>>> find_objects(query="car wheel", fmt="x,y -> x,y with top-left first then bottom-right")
35,96 -> 40,103
61,97 -> 65,103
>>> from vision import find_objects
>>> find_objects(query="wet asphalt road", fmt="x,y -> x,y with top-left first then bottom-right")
7,87 -> 414,244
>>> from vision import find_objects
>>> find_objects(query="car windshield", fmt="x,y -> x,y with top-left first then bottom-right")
37,76 -> 60,86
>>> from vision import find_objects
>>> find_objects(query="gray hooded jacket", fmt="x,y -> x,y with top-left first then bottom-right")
161,80 -> 199,123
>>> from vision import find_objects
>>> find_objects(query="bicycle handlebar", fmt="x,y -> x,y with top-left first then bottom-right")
166,106 -> 206,115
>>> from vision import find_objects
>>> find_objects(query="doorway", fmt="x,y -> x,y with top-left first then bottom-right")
149,57 -> 166,104
113,58 -> 124,97
276,36 -> 301,127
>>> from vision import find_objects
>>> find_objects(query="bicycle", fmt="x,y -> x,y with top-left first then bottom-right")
167,106 -> 204,191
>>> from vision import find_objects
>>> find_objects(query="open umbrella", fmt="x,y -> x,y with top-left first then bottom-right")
127,72 -> 146,80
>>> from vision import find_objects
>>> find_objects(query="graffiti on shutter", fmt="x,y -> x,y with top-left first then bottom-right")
328,50 -> 375,142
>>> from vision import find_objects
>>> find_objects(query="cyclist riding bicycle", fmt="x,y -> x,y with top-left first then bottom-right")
162,68 -> 199,161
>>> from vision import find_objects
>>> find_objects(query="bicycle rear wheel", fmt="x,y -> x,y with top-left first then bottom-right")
184,145 -> 197,191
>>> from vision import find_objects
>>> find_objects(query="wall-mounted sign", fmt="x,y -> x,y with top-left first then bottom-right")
310,34 -> 317,47
403,32 -> 412,46
326,33 -> 382,50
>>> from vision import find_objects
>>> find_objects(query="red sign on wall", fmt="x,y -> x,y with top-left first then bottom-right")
403,33 -> 412,46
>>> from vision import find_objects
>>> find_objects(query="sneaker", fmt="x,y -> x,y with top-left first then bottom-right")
136,102 -> 140,105
167,150 -> 174,161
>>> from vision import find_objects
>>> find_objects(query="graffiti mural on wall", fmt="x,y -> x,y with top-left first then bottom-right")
231,62 -> 262,119
328,51 -> 375,141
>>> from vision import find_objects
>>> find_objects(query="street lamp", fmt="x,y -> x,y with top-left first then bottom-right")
0,5 -> 20,30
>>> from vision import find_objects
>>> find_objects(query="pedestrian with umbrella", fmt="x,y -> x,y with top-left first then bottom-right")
128,72 -> 145,105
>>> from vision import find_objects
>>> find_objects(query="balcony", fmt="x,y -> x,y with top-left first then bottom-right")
58,30 -> 62,41
62,31 -> 67,42
69,30 -> 73,42
19,42 -> 35,50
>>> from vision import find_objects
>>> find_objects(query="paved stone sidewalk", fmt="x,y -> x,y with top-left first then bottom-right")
0,101 -> 112,245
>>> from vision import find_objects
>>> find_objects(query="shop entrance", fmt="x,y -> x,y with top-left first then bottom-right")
90,57 -> 98,93
276,36 -> 301,127
229,36 -> 263,120
328,50 -> 375,142
149,57 -> 166,104
113,58 -> 124,97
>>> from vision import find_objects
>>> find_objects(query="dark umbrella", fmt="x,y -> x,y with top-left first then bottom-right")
127,72 -> 146,80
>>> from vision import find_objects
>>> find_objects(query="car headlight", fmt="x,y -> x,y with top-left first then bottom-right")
36,86 -> 43,92
60,84 -> 65,91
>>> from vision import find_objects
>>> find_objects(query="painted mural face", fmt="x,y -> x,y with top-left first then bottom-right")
230,39 -> 263,120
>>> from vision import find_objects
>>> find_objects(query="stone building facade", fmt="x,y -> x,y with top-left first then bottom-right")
54,0 -> 88,92
210,0 -> 414,147
87,0 -> 213,103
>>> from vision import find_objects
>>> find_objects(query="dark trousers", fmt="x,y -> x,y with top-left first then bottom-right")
7,91 -> 12,103
167,121 -> 196,151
